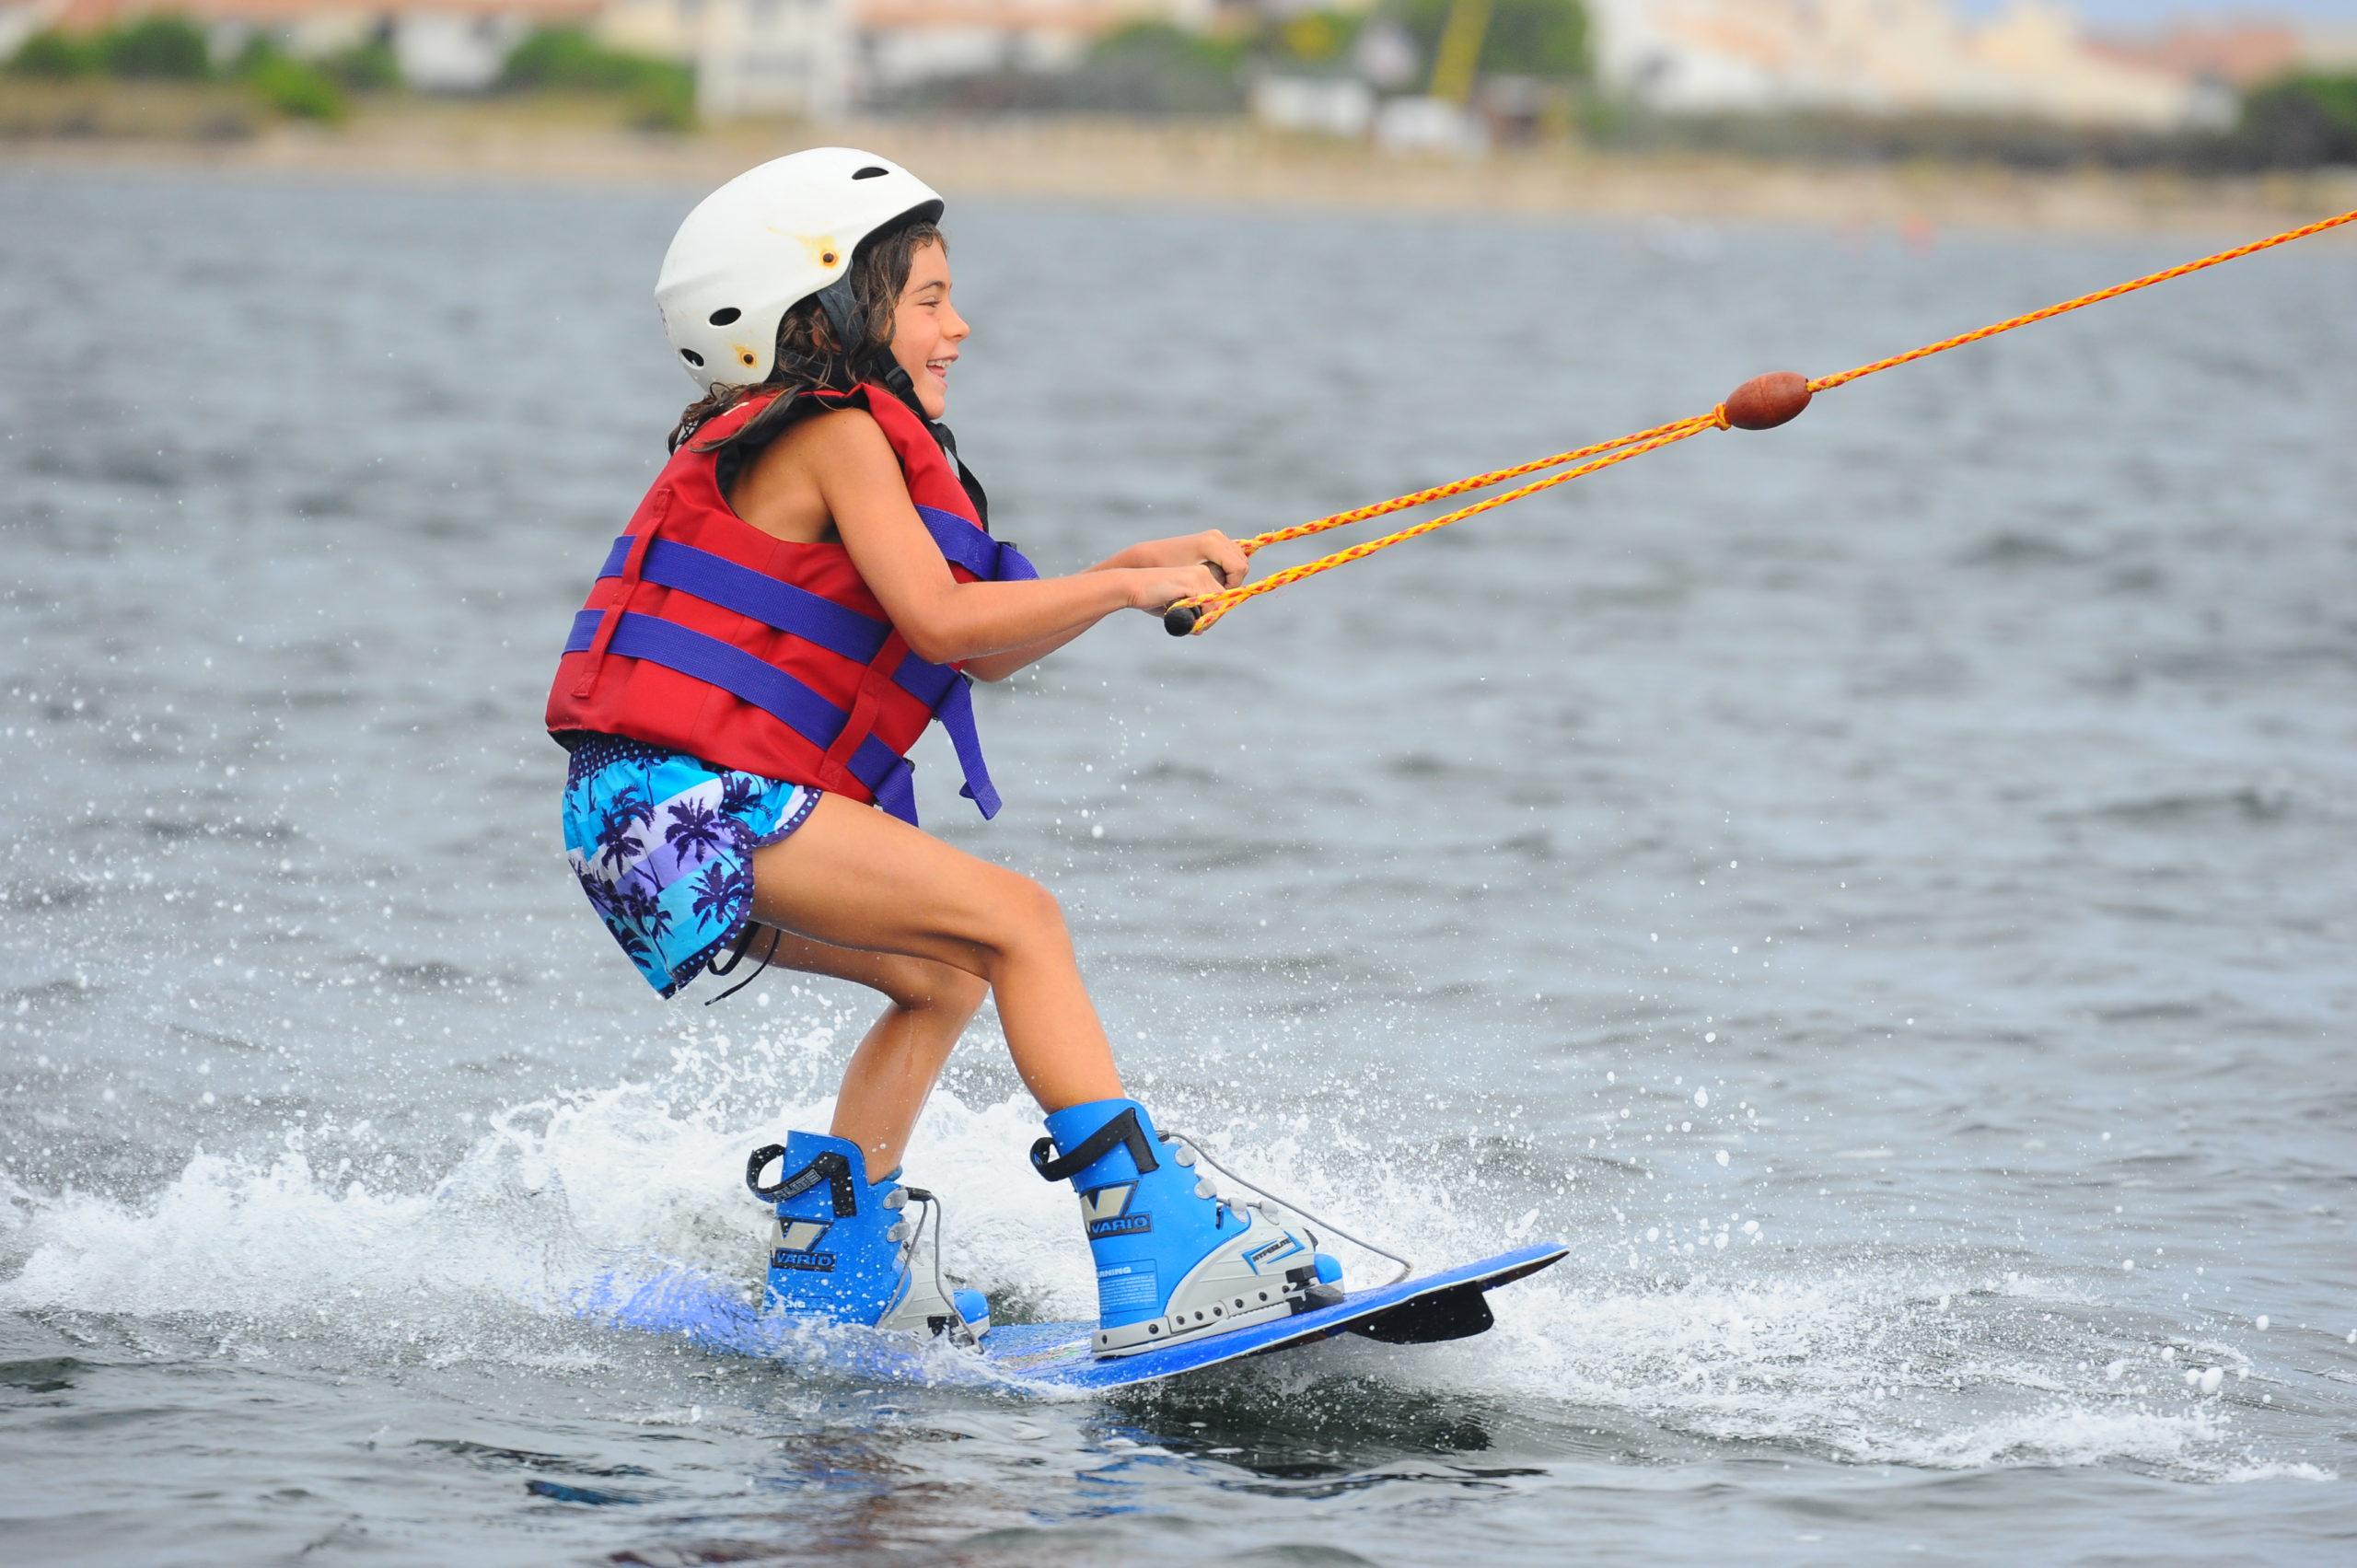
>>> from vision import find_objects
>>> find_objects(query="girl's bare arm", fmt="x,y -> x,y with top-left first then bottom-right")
801,412 -> 1237,667
962,530 -> 1248,681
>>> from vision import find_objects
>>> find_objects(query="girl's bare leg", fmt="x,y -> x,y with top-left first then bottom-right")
749,794 -> 1124,1116
731,924 -> 984,1175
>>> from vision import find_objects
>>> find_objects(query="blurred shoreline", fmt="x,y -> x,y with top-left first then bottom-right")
6,97 -> 2355,236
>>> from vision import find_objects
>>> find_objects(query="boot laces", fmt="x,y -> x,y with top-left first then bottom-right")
1157,1130 -> 1415,1285
1166,1142 -> 1245,1226
894,1185 -> 978,1348
882,1187 -> 914,1265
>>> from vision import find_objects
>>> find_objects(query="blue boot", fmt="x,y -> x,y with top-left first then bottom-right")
1033,1098 -> 1343,1358
745,1131 -> 991,1342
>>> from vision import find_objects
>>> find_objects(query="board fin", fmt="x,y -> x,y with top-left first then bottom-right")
1351,1282 -> 1494,1343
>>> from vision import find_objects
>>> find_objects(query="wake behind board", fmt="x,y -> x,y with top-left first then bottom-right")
578,1243 -> 1567,1393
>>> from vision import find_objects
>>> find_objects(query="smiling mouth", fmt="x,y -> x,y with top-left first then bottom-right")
925,356 -> 954,380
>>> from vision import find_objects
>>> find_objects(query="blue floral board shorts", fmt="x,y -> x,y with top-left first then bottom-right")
560,734 -> 821,997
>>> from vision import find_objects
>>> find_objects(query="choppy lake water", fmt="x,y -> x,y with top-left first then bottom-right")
2,165 -> 2353,1565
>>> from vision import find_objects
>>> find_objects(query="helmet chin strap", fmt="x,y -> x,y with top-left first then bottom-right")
816,273 -> 912,402
811,273 -> 984,522
814,273 -> 864,363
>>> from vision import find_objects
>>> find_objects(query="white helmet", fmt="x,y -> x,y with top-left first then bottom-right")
655,147 -> 945,391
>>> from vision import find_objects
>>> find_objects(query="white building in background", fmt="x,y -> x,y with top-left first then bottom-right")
1585,0 -> 2228,130
603,0 -> 1219,112
2090,17 -> 2357,89
391,1 -> 585,88
603,0 -> 1207,114
853,0 -> 1208,97
1249,70 -> 1374,136
1,3 -> 52,57
601,0 -> 851,119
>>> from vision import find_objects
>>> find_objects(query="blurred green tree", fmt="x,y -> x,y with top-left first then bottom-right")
6,30 -> 104,77
103,14 -> 213,79
247,53 -> 346,121
230,38 -> 348,121
1072,24 -> 1246,113
498,27 -> 695,130
2236,72 -> 2357,166
325,38 -> 401,92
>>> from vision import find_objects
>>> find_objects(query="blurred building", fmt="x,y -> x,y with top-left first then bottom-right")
2085,17 -> 2303,89
854,0 -> 1209,94
2088,17 -> 2357,89
1585,0 -> 2234,129
601,0 -> 851,118
1249,69 -> 1375,134
2,4 -> 50,54
610,0 -> 1218,114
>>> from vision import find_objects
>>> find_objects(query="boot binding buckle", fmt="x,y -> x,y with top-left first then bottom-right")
1028,1106 -> 1160,1183
745,1145 -> 859,1215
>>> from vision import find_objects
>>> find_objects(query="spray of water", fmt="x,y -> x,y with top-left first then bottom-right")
0,1019 -> 2317,1484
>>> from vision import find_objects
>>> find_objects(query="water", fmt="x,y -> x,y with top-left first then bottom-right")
2,166 -> 2352,1564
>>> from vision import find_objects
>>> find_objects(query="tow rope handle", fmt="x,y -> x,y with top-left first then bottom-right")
1161,207 -> 2357,637
1159,558 -> 1242,637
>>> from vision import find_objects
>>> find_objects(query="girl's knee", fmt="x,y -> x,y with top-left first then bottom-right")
994,872 -> 1068,941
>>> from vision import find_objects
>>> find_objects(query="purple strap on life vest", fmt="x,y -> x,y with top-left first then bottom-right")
601,535 -> 889,666
568,610 -> 921,823
596,513 -> 1033,593
888,653 -> 1001,819
571,520 -> 663,700
917,505 -> 1038,583
575,523 -> 1023,821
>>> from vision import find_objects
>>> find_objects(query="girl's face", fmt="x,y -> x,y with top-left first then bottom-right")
889,239 -> 966,419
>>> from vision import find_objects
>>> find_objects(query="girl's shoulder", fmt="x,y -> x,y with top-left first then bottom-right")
726,396 -> 908,540
707,388 -> 896,501
762,398 -> 896,473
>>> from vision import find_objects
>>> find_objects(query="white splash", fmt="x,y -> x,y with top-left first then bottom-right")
0,1028 -> 2328,1485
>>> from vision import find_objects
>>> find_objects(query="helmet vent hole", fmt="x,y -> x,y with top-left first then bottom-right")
706,307 -> 741,326
739,352 -> 756,366
820,251 -> 838,266
679,348 -> 704,367
852,166 -> 888,180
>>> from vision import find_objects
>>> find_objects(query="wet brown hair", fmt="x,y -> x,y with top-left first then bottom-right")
669,219 -> 946,457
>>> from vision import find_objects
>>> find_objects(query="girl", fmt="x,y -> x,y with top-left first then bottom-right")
548,149 -> 1342,1354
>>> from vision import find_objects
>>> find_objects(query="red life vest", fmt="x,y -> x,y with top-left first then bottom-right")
545,383 -> 1036,825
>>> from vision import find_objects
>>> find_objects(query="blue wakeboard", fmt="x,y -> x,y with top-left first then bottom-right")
576,1242 -> 1567,1393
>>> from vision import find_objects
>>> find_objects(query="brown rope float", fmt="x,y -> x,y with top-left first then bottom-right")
1720,371 -> 1811,431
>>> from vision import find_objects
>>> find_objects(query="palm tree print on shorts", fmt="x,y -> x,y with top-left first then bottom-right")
561,737 -> 820,997
664,797 -> 728,865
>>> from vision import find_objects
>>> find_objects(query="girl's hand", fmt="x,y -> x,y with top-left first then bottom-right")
1123,562 -> 1228,613
1121,529 -> 1248,589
